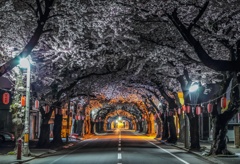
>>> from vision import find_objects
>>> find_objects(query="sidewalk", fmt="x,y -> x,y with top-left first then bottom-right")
0,138 -> 82,164
157,139 -> 240,164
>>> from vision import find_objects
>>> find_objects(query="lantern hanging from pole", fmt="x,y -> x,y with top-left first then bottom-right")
182,105 -> 186,112
2,92 -> 10,105
221,97 -> 227,108
207,103 -> 213,113
35,100 -> 39,109
45,105 -> 49,113
196,106 -> 201,115
178,108 -> 181,115
82,115 -> 85,120
54,108 -> 58,115
186,105 -> 191,113
21,96 -> 26,107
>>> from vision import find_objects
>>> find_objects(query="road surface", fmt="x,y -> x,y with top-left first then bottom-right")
23,130 -> 213,164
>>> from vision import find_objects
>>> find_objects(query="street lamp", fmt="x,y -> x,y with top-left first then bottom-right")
19,58 -> 31,156
189,83 -> 199,92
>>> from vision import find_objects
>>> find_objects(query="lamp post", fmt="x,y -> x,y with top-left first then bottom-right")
19,58 -> 31,156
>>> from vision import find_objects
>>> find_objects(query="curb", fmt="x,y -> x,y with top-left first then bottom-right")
155,139 -> 224,164
11,141 -> 81,163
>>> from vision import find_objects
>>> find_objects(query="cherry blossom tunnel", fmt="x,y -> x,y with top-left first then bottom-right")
67,101 -> 159,138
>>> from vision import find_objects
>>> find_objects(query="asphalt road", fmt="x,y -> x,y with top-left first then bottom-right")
23,130 -> 213,164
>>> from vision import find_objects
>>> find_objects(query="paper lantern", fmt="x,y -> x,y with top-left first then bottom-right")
178,108 -> 181,115
196,106 -> 201,115
54,108 -> 58,115
35,100 -> 39,109
186,105 -> 191,113
182,105 -> 186,112
207,103 -> 213,113
2,92 -> 10,105
21,96 -> 26,107
221,97 -> 227,108
81,115 -> 85,120
45,105 -> 49,113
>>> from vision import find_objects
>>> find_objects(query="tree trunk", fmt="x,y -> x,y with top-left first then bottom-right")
155,118 -> 162,138
50,114 -> 63,148
36,123 -> 50,148
189,115 -> 200,150
178,115 -> 185,142
139,121 -> 143,132
167,116 -> 177,144
162,115 -> 169,140
209,114 -> 234,155
14,124 -> 24,152
91,121 -> 95,133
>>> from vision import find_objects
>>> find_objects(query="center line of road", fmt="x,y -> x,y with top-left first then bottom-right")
118,144 -> 121,146
118,153 -> 122,159
148,141 -> 189,164
118,147 -> 121,151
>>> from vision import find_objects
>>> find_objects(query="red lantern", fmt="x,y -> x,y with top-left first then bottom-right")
35,100 -> 39,109
207,103 -> 213,113
2,92 -> 10,105
186,105 -> 191,113
221,97 -> 227,108
178,108 -> 181,115
81,115 -> 85,120
54,108 -> 58,115
196,106 -> 201,115
45,105 -> 49,113
182,105 -> 186,112
21,96 -> 26,107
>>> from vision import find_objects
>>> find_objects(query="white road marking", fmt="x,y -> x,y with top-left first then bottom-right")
118,153 -> 122,159
84,138 -> 98,141
148,141 -> 189,164
118,147 -> 121,151
119,140 -> 121,143
118,144 -> 121,146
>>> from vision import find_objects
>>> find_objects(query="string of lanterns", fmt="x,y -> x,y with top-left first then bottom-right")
178,84 -> 239,115
185,84 -> 239,106
154,84 -> 239,118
